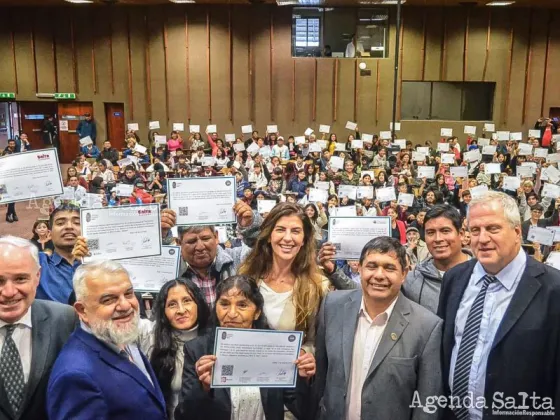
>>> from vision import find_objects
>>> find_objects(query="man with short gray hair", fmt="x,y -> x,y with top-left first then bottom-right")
47,261 -> 166,420
0,236 -> 75,420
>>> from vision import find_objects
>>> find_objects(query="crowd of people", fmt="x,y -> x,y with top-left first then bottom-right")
1,116 -> 560,419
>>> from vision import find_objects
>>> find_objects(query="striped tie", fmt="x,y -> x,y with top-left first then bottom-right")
452,274 -> 497,420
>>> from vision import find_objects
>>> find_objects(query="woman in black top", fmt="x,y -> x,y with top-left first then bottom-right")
30,220 -> 54,253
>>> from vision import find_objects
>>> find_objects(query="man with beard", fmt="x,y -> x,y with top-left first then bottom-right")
46,261 -> 166,419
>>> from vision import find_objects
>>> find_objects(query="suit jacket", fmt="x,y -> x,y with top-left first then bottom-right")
438,257 -> 560,420
0,300 -> 76,420
46,327 -> 166,420
174,333 -> 308,420
313,290 -> 443,420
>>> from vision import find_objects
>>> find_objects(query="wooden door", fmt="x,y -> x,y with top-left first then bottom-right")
105,103 -> 125,150
57,102 -> 93,164
19,102 -> 57,151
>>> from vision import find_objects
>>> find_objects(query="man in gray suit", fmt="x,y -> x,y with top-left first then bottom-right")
314,236 -> 443,420
0,236 -> 76,420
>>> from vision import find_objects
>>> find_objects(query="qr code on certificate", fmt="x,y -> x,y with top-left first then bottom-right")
332,243 -> 342,251
88,239 -> 100,251
221,365 -> 234,376
179,207 -> 189,216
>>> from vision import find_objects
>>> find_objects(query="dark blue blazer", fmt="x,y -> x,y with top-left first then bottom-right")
47,327 -> 167,420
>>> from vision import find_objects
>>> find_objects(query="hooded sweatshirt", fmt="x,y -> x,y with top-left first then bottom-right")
402,249 -> 473,314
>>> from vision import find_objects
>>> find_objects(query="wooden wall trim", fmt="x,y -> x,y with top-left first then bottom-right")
10,9 -> 18,94
398,14 -> 405,120
206,8 -> 212,122
70,15 -> 78,94
353,59 -> 358,123
314,58 -> 318,122
421,9 -> 427,81
439,7 -> 447,81
248,12 -> 254,122
108,10 -> 115,95
126,11 -> 134,120
503,14 -> 515,125
270,10 -> 274,122
292,59 -> 296,122
540,14 -> 553,117
375,60 -> 380,125
91,14 -> 97,94
51,10 -> 58,92
228,6 -> 233,122
144,14 -> 152,120
463,8 -> 470,82
185,12 -> 190,122
30,19 -> 38,93
163,12 -> 170,123
482,9 -> 491,81
521,9 -> 534,125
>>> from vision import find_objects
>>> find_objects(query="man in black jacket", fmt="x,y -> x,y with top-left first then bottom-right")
100,140 -> 119,165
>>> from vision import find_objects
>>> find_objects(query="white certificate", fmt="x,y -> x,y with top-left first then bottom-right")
205,124 -> 216,133
376,186 -> 396,202
211,328 -> 302,388
167,176 -> 236,226
0,149 -> 64,204
79,193 -> 104,209
155,135 -> 167,146
484,123 -> 495,132
79,136 -> 93,146
529,129 -> 541,138
173,123 -> 184,132
247,143 -> 259,156
134,144 -> 147,154
546,165 -> 560,184
518,143 -> 533,156
357,186 -> 374,200
338,185 -> 358,200
309,143 -> 322,153
345,121 -> 358,130
316,140 -> 328,150
149,121 -> 160,130
128,123 -> 139,131
465,149 -> 481,162
417,166 -> 436,179
482,145 -> 496,155
397,193 -> 414,207
314,181 -> 329,191
528,226 -> 554,246
331,206 -> 357,217
485,163 -> 501,175
257,199 -> 277,214
116,183 -> 134,197
329,156 -> 344,170
328,216 -> 391,260
417,147 -> 430,155
464,125 -> 476,135
503,176 -> 521,191
440,128 -> 453,137
295,136 -> 306,145
304,127 -> 314,136
542,183 -> 560,199
309,188 -> 328,203
450,166 -> 468,178
546,252 -> 560,269
59,120 -> 69,132
516,166 -> 533,178
521,162 -> 537,174
441,153 -> 455,164
241,125 -> 253,134
361,134 -> 374,144
189,125 -> 200,133
510,132 -> 523,141
390,122 -> 401,131
394,139 -> 406,149
81,204 -> 162,262
412,151 -> 426,162
351,140 -> 363,149
437,142 -> 450,152
377,131 -> 390,140
319,124 -> 331,133
534,148 -> 549,158
478,138 -> 490,147
120,246 -> 181,292
547,153 -> 560,163
496,131 -> 510,141
117,158 -> 132,168
225,134 -> 236,143
202,157 -> 216,167
267,125 -> 278,133
470,184 -> 489,199
233,143 -> 245,152
334,143 -> 346,152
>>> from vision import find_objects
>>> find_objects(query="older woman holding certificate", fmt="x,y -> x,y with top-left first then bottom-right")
174,275 -> 314,420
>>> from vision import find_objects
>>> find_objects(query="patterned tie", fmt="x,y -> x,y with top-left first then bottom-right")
0,325 -> 25,414
452,274 -> 497,420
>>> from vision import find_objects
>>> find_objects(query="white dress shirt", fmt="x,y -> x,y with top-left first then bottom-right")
346,297 -> 397,420
0,308 -> 33,383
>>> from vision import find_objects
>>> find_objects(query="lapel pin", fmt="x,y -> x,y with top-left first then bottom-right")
391,333 -> 398,341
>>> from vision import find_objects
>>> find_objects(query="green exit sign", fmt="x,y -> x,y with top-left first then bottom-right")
0,93 -> 15,99
54,93 -> 76,100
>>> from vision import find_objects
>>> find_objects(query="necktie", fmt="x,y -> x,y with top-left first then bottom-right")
0,325 -> 25,414
452,274 -> 497,420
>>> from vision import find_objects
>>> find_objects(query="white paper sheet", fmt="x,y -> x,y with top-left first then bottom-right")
328,216 -> 391,260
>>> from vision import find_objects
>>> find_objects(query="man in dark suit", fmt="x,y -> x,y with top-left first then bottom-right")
438,191 -> 560,419
0,236 -> 76,420
47,260 -> 167,420
314,237 -> 443,420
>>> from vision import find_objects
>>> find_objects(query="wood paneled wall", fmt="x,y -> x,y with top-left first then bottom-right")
0,5 -> 559,145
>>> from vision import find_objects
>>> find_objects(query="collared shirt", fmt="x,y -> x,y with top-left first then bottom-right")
36,252 -> 81,304
346,297 -> 397,420
449,248 -> 526,420
188,268 -> 217,307
0,308 -> 33,383
80,322 -> 153,386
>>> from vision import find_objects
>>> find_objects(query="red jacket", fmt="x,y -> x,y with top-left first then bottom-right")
395,220 -> 407,245
129,189 -> 154,204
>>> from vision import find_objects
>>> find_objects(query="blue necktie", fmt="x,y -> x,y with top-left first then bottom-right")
452,274 -> 497,420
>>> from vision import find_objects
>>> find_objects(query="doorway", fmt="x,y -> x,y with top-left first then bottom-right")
19,102 -> 58,151
57,101 -> 94,164
549,108 -> 560,120
105,103 -> 125,150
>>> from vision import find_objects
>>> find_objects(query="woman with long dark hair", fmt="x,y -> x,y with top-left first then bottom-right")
175,275 -> 314,420
139,278 -> 210,419
30,219 -> 54,252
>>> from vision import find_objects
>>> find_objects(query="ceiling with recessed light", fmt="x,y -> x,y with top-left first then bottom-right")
0,0 -> 557,7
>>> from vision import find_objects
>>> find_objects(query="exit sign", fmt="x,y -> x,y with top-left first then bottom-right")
55,93 -> 76,100
0,93 -> 15,99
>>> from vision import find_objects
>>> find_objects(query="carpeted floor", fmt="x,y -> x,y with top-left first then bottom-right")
0,201 -> 50,239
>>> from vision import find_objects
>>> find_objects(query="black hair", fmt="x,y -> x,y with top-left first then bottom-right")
153,162 -> 164,172
359,236 -> 408,272
526,191 -> 539,201
150,278 -> 210,402
31,219 -> 50,240
210,275 -> 268,330
423,204 -> 462,232
49,204 -> 80,228
530,203 -> 544,212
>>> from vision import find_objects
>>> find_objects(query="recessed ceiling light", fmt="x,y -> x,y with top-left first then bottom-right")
277,0 -> 299,4
64,0 -> 94,3
169,0 -> 196,3
359,0 -> 406,4
486,1 -> 515,5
